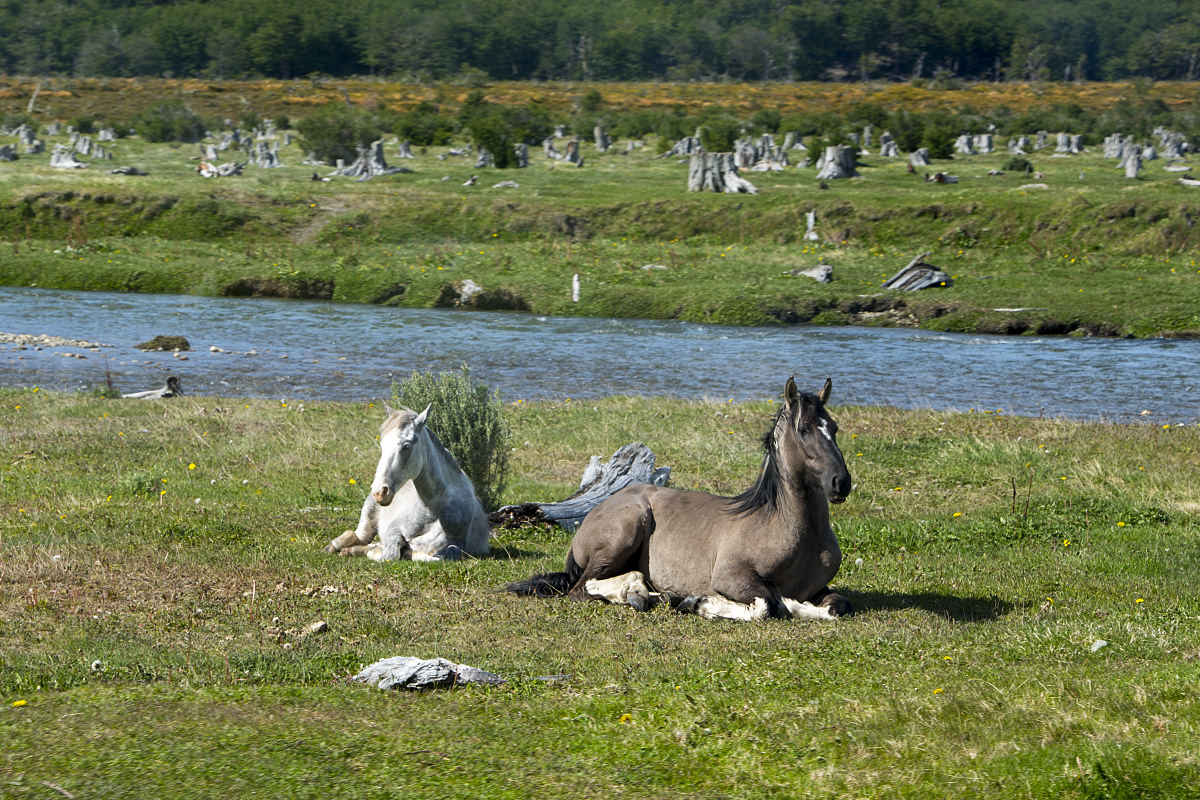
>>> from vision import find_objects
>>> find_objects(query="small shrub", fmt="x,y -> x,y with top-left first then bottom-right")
132,100 -> 207,143
1003,155 -> 1034,173
296,104 -> 387,164
392,365 -> 509,510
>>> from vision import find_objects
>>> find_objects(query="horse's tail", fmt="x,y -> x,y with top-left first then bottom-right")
503,551 -> 582,598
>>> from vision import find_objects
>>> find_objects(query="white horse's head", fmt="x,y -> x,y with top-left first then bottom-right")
371,403 -> 431,506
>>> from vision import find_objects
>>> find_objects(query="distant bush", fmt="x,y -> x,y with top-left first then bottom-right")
1003,155 -> 1034,173
392,365 -> 510,510
696,112 -> 740,152
459,93 -> 551,168
296,104 -> 388,164
394,101 -> 454,146
133,101 -> 207,143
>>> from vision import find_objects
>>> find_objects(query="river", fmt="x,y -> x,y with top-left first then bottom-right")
3,286 -> 1197,422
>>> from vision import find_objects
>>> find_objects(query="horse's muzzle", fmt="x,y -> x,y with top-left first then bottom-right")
372,485 -> 394,506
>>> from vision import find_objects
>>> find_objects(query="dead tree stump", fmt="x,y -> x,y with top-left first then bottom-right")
687,152 -> 757,194
815,145 -> 858,179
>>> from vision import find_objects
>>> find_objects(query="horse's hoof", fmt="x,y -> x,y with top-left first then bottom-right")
821,594 -> 853,617
435,545 -> 464,562
323,544 -> 338,554
627,590 -> 649,612
676,595 -> 703,614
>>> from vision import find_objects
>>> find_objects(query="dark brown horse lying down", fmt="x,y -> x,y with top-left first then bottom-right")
507,377 -> 853,621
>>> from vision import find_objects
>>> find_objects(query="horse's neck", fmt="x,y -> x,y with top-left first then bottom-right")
408,432 -> 458,503
773,480 -> 830,540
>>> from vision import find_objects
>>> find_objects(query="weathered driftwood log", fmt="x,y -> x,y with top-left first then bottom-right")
787,263 -> 833,283
973,133 -> 994,154
883,252 -> 952,291
110,165 -> 148,176
121,376 -> 183,399
909,148 -> 931,167
197,160 -> 246,177
687,152 -> 757,193
815,145 -> 858,179
954,134 -> 976,156
1178,177 -> 1200,187
489,442 -> 670,531
925,172 -> 958,184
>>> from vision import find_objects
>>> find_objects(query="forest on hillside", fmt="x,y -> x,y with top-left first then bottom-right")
2,0 -> 1200,83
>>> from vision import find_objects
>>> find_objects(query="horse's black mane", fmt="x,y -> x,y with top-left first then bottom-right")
727,392 -> 819,516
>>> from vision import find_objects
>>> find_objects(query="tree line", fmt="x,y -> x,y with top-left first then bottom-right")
3,0 -> 1200,83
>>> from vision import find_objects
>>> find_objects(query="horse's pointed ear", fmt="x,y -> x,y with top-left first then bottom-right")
784,376 -> 800,407
415,403 -> 431,428
818,377 -> 832,405
382,401 -> 394,415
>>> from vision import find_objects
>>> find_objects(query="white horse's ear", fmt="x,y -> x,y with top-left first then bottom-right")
818,378 -> 832,405
382,401 -> 395,416
784,376 -> 800,407
414,404 -> 431,428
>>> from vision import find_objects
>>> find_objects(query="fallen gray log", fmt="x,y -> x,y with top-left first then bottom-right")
353,656 -> 504,690
787,264 -> 833,283
490,442 -> 670,531
883,252 -> 952,291
122,376 -> 183,399
110,166 -> 148,175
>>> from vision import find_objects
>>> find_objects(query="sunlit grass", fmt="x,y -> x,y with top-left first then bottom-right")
2,389 -> 1199,797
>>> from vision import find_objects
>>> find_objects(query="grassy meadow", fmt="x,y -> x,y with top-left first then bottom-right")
2,388 -> 1200,797
2,79 -> 1200,337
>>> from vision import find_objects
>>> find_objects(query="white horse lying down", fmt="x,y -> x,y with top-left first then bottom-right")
325,404 -> 491,561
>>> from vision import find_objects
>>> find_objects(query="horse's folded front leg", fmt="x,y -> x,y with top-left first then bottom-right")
326,529 -> 365,554
678,595 -> 771,621
584,571 -> 663,611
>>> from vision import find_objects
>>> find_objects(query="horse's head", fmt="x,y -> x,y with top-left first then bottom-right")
779,377 -> 852,504
371,403 -> 431,506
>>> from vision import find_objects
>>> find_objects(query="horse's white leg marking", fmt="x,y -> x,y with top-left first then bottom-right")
584,571 -> 664,611
689,595 -> 771,621
781,597 -> 838,621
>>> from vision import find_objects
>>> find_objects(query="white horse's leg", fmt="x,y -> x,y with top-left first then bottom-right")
683,595 -> 772,621
583,571 -> 667,612
326,497 -> 380,554
781,597 -> 839,621
678,595 -> 838,621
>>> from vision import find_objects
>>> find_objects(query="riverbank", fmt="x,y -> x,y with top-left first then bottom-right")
2,390 -> 1199,797
3,115 -> 1200,338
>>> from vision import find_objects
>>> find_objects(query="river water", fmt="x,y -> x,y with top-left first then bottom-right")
3,286 -> 1197,422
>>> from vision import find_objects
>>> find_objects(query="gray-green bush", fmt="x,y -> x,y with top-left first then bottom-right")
391,365 -> 510,510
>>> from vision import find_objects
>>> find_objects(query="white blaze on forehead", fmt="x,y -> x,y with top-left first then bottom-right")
817,418 -> 835,442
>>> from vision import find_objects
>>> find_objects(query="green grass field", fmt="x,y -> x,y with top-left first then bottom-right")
3,115 -> 1200,337
3,389 -> 1199,797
